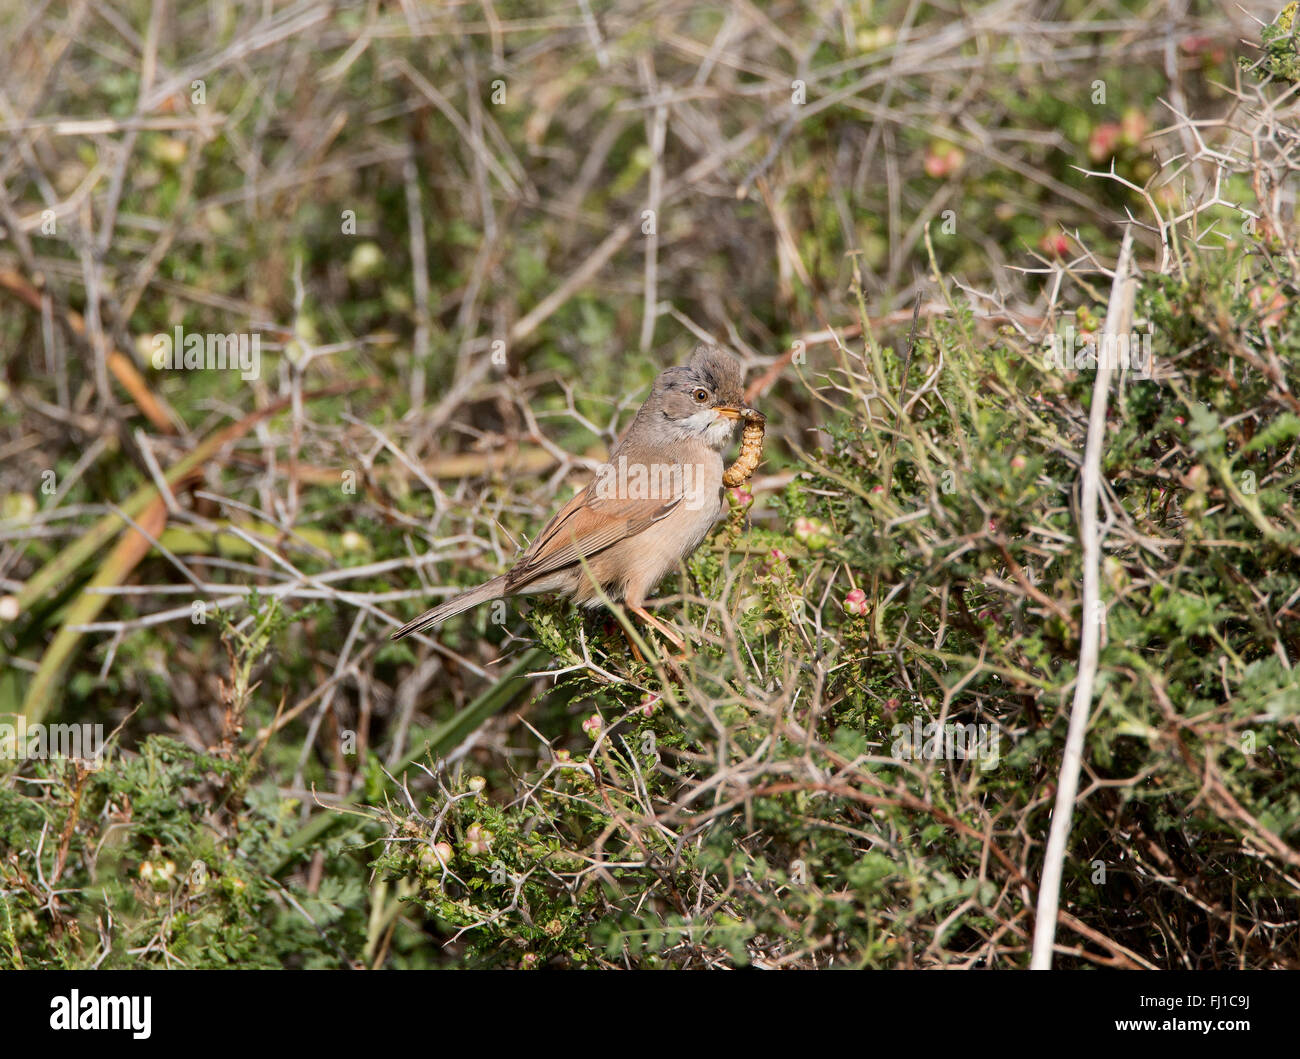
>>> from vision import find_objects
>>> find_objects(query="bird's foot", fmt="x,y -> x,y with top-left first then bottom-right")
627,604 -> 690,664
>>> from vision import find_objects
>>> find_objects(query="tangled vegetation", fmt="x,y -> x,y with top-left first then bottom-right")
1,1 -> 1297,969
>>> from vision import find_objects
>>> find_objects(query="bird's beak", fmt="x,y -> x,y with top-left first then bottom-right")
713,404 -> 765,423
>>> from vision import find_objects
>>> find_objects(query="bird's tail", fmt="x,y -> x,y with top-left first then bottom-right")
390,574 -> 511,640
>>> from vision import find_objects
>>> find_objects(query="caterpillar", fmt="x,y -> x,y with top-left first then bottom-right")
723,410 -> 766,487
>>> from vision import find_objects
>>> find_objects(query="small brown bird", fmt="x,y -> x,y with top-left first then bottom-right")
391,345 -> 763,650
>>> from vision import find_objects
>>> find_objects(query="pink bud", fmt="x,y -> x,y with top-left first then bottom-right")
1039,231 -> 1071,258
1120,109 -> 1148,148
793,517 -> 833,550
582,714 -> 602,739
844,588 -> 869,617
464,823 -> 494,856
760,548 -> 789,577
923,141 -> 965,178
1088,122 -> 1122,163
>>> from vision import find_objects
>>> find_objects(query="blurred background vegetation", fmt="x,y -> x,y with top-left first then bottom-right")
1,0 -> 1298,968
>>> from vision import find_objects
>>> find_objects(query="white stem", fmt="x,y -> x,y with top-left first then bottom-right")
1030,228 -> 1135,969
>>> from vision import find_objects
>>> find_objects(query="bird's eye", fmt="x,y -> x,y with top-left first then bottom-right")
692,387 -> 709,403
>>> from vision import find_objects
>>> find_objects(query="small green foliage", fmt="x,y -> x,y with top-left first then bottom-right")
1245,3 -> 1300,82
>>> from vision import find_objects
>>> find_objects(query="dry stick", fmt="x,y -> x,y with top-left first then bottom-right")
118,136 -> 205,330
0,268 -> 179,434
863,294 -> 923,654
20,496 -> 170,725
392,58 -> 520,198
1030,227 -> 1136,970
639,56 -> 667,353
509,124 -> 762,347
881,292 -> 922,496
9,378 -> 373,616
138,1 -> 330,113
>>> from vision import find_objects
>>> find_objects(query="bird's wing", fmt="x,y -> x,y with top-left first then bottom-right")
507,486 -> 682,586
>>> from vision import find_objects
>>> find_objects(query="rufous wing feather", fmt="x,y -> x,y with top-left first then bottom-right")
508,492 -> 682,587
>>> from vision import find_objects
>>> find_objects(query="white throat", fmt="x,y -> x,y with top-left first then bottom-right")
674,408 -> 737,450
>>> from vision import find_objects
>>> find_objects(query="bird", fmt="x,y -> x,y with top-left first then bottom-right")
390,344 -> 763,652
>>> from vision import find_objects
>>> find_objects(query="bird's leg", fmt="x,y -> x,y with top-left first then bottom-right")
627,602 -> 687,654
619,620 -> 685,683
619,623 -> 646,664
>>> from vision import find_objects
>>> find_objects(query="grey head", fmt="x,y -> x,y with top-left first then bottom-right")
630,345 -> 754,451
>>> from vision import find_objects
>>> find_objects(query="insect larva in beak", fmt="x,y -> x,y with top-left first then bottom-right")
723,412 -> 765,487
